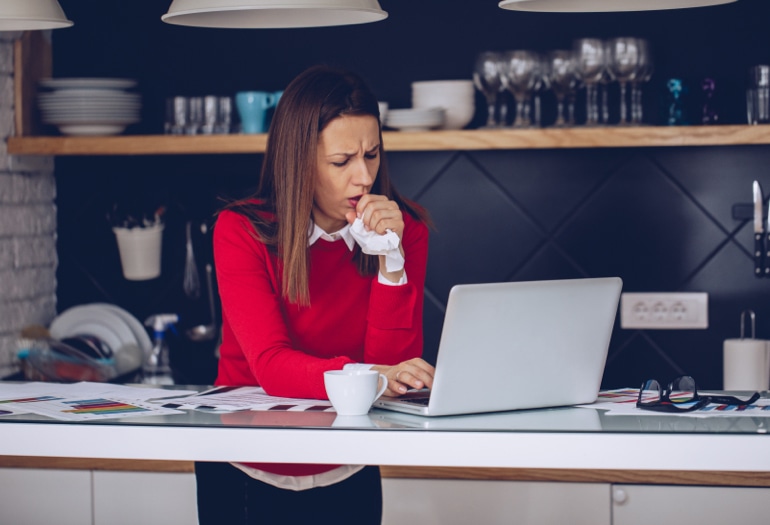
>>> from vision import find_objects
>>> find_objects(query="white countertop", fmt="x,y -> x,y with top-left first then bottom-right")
1,401 -> 768,472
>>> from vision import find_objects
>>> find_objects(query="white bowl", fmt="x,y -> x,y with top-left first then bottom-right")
410,99 -> 475,130
412,80 -> 474,93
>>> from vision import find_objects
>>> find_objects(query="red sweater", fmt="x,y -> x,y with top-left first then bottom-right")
212,208 -> 429,476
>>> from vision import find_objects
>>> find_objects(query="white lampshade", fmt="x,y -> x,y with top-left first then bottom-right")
162,0 -> 388,28
499,0 -> 736,12
0,0 -> 73,31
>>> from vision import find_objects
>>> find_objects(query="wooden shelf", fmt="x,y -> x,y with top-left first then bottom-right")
8,125 -> 770,156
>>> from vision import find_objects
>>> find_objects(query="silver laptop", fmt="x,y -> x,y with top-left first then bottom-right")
373,277 -> 622,416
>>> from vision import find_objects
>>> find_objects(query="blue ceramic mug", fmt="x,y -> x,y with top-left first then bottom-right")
236,91 -> 277,134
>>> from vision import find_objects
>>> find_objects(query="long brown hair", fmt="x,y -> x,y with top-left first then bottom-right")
225,65 -> 430,306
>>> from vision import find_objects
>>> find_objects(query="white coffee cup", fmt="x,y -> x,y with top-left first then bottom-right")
324,369 -> 388,416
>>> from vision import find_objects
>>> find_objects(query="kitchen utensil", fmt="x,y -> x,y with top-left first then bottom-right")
723,310 -> 770,391
765,188 -> 770,277
183,221 -> 201,298
186,263 -> 218,342
753,180 -> 764,277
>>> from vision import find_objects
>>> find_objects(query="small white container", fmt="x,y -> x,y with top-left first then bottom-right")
113,224 -> 164,280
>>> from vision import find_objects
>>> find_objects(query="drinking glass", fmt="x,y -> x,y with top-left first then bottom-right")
606,37 -> 642,126
500,50 -> 541,128
546,50 -> 578,127
630,38 -> 653,125
473,51 -> 503,128
532,57 -> 548,128
573,38 -> 606,126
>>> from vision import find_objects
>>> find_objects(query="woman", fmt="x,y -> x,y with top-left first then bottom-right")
195,64 -> 435,524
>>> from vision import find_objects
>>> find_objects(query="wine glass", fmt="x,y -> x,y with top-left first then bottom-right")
606,37 -> 642,126
630,38 -> 653,125
546,50 -> 578,127
500,50 -> 541,128
573,38 -> 606,126
473,51 -> 503,128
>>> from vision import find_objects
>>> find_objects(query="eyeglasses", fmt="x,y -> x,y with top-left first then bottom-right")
636,375 -> 760,413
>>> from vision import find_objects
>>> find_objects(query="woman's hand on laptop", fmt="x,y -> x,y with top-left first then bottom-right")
372,358 -> 435,397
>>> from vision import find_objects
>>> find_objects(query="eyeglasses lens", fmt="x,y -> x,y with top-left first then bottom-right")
668,375 -> 697,404
640,379 -> 662,403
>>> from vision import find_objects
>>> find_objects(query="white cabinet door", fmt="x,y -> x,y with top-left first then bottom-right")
382,478 -> 611,525
0,468 -> 92,525
612,484 -> 770,525
93,471 -> 198,525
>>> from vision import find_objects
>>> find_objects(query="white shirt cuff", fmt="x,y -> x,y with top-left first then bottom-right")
343,363 -> 374,371
378,270 -> 407,286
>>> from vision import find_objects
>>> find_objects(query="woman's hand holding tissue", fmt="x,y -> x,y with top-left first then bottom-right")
345,194 -> 406,283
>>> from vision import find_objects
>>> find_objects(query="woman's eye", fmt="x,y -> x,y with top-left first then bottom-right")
332,159 -> 349,167
365,152 -> 378,160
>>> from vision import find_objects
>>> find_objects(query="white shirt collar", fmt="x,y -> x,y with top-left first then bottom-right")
308,222 -> 356,251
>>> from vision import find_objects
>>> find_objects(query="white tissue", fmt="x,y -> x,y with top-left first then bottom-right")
349,217 -> 404,273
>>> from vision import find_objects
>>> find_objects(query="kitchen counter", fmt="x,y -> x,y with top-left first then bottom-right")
2,393 -> 769,481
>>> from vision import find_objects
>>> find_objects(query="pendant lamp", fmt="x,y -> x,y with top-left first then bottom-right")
0,0 -> 72,31
499,0 -> 736,12
162,0 -> 388,28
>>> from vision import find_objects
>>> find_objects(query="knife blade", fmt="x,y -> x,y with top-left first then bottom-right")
753,180 -> 764,277
766,190 -> 770,276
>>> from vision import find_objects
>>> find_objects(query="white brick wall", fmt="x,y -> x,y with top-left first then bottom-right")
0,32 -> 57,376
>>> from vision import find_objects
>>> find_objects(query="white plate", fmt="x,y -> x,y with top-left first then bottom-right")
44,115 -> 140,123
38,93 -> 141,102
57,124 -> 128,136
42,112 -> 140,121
50,305 -> 139,357
92,303 -> 152,354
39,78 -> 137,90
38,99 -> 141,107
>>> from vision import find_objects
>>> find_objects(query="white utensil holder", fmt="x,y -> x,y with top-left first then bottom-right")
113,224 -> 164,280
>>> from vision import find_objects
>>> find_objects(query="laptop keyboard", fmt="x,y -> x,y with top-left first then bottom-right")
403,396 -> 430,406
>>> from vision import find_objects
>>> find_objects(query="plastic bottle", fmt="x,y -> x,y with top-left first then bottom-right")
142,314 -> 178,385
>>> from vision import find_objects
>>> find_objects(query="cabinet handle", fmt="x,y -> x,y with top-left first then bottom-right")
612,487 -> 628,504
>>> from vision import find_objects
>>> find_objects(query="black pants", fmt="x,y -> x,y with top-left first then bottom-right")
195,462 -> 383,525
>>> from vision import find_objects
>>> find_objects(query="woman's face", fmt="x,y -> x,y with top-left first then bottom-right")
313,114 -> 381,233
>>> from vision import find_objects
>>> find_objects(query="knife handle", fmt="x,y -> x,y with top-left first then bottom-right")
755,232 -> 764,277
765,232 -> 770,277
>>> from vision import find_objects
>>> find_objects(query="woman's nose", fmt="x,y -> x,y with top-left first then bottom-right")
352,158 -> 374,186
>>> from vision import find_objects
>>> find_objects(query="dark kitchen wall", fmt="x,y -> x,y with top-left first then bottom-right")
52,0 -> 770,388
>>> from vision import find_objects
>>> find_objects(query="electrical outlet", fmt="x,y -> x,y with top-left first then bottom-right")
620,292 -> 708,329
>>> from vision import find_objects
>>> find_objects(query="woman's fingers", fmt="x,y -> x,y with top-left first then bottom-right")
356,194 -> 404,238
375,358 -> 436,396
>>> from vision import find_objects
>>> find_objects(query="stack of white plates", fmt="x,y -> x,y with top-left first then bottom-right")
37,78 -> 141,136
412,80 -> 475,130
49,303 -> 152,378
384,107 -> 445,132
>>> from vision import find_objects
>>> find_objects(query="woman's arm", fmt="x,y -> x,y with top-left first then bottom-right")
214,210 -> 355,398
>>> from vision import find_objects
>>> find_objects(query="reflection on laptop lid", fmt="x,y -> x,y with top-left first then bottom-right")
373,277 -> 622,417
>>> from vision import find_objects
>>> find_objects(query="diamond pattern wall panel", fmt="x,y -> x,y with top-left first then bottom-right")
55,145 -> 770,389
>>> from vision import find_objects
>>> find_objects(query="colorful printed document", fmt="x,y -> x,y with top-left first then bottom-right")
0,381 -> 198,420
161,386 -> 334,412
